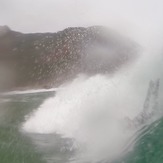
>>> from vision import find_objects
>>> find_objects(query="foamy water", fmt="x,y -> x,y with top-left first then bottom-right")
21,73 -> 148,161
21,49 -> 163,162
1,88 -> 57,96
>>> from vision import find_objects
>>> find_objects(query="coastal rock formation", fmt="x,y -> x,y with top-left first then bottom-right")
0,26 -> 138,91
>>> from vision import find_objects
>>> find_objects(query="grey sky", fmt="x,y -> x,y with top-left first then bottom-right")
0,0 -> 163,45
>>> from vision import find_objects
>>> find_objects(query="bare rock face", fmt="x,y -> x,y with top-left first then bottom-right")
0,26 -> 139,91
0,26 -> 10,37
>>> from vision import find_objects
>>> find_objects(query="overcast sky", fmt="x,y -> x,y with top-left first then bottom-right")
0,0 -> 163,46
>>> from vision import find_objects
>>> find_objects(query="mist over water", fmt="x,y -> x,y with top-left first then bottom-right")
21,9 -> 163,160
22,48 -> 163,162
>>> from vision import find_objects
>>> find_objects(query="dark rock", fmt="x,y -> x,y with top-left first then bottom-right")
0,25 -> 139,91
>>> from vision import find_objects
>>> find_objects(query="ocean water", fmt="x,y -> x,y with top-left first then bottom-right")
0,67 -> 163,163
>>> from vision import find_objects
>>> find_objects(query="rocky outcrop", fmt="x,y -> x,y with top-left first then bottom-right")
0,25 -> 139,91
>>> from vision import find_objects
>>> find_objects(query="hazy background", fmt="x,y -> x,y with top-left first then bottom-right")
0,0 -> 163,42
1,0 -> 163,82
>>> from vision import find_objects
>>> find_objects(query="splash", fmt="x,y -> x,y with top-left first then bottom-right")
22,69 -> 158,162
21,42 -> 163,162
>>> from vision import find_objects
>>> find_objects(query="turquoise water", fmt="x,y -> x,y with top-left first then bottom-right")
0,92 -> 163,163
114,119 -> 163,163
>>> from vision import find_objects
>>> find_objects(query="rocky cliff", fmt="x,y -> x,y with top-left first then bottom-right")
0,25 -> 138,91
